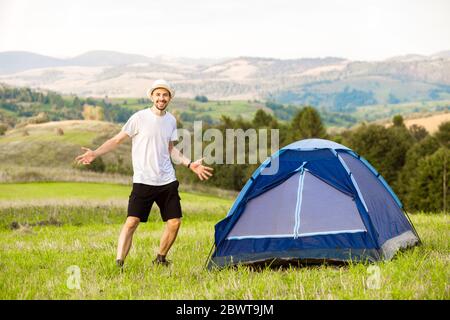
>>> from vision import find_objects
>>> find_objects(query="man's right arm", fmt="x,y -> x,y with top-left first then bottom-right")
75,131 -> 130,165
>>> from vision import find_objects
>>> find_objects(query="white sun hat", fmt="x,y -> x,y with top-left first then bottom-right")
146,79 -> 175,99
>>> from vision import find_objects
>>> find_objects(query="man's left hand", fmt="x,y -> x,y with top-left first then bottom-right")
190,158 -> 213,181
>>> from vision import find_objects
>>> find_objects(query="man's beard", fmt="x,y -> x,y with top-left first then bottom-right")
155,101 -> 168,110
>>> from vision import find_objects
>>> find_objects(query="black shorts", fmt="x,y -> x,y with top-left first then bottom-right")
127,180 -> 182,222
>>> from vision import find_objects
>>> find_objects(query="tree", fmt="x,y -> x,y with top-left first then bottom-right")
80,157 -> 106,172
392,114 -> 404,127
0,123 -> 7,135
344,124 -> 413,186
408,148 -> 449,212
82,104 -> 94,120
409,124 -> 428,142
95,106 -> 104,121
82,104 -> 104,121
435,121 -> 450,149
194,95 -> 208,103
180,112 -> 195,122
252,109 -> 274,128
72,97 -> 82,109
290,106 -> 327,141
198,114 -> 214,125
396,135 -> 440,208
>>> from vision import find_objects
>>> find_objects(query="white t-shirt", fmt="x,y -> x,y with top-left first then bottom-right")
121,108 -> 178,186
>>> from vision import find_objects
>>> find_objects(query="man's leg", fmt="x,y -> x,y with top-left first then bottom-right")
116,216 -> 140,263
157,218 -> 181,258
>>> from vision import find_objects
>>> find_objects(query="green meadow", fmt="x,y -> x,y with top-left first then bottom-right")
0,182 -> 448,299
0,182 -> 231,205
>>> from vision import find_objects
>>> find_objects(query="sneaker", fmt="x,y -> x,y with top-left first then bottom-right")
116,259 -> 124,271
152,258 -> 171,267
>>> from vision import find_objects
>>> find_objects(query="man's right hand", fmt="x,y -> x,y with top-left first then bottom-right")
75,147 -> 97,165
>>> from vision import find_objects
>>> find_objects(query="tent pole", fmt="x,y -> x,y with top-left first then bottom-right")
404,209 -> 422,245
203,242 -> 216,270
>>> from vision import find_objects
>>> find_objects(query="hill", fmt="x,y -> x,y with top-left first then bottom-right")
0,51 -> 66,74
1,50 -> 450,112
1,83 -> 448,131
66,50 -> 152,67
0,120 -> 127,168
0,50 -> 155,74
2,105 -> 449,171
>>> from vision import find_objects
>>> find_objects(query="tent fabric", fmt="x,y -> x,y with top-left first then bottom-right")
283,139 -> 351,151
207,138 -> 420,269
338,152 -> 413,245
381,231 -> 419,260
297,171 -> 366,236
227,171 -> 301,239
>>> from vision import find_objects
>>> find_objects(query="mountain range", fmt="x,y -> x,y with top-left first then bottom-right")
1,50 -> 450,111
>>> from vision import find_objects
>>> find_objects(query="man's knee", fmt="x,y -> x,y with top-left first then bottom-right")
166,218 -> 181,230
124,216 -> 140,230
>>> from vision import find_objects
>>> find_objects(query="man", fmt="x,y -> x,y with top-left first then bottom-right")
75,79 -> 213,268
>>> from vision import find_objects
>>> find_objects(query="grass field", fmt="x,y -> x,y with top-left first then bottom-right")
353,99 -> 450,123
0,182 -> 230,204
0,182 -> 448,299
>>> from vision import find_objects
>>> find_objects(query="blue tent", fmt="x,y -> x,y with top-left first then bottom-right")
207,139 -> 420,269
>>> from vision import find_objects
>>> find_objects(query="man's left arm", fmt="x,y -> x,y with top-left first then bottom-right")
169,142 -> 213,181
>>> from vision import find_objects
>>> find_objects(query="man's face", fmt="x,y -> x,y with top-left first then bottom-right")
151,88 -> 171,111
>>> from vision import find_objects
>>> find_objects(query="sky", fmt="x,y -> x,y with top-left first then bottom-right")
0,0 -> 449,61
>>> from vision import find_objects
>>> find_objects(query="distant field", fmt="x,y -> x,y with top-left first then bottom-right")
108,96 -> 450,128
377,111 -> 450,133
110,97 -> 270,123
354,99 -> 450,124
0,130 -> 98,145
403,112 -> 450,133
0,120 -> 119,146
